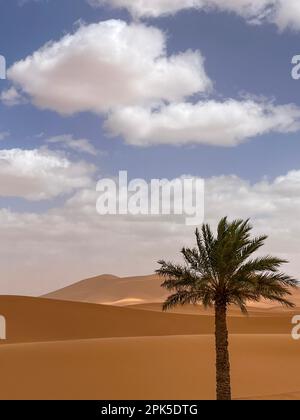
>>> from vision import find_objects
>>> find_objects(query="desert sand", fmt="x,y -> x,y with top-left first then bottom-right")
43,274 -> 169,305
0,274 -> 299,400
0,333 -> 299,400
44,273 -> 300,308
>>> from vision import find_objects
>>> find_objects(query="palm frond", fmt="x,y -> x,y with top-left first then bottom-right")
157,217 -> 298,314
162,290 -> 207,311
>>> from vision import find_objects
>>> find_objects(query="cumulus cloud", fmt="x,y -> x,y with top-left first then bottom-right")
0,87 -> 25,106
46,134 -> 98,156
6,18 -> 300,149
7,20 -> 211,115
272,0 -> 300,31
105,100 -> 300,146
89,0 -> 300,32
0,148 -> 95,200
1,169 -> 300,294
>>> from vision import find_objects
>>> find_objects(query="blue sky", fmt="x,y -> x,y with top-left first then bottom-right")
1,0 -> 300,294
1,0 -> 300,182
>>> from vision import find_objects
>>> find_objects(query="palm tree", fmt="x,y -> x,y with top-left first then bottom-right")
156,217 -> 298,400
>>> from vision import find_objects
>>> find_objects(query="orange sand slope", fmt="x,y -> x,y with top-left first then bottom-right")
127,302 -> 299,317
0,295 -> 298,343
0,294 -> 299,400
0,335 -> 299,400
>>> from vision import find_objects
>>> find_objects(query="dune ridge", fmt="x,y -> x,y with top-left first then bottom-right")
0,295 -> 298,344
43,274 -> 169,305
43,273 -> 300,309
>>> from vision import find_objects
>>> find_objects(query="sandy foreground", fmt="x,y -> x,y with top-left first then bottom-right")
0,275 -> 299,400
0,335 -> 299,400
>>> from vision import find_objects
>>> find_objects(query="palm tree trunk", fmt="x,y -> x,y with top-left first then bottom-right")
215,301 -> 231,400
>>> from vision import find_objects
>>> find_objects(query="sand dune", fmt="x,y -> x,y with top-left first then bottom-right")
126,302 -> 298,317
44,273 -> 300,310
0,335 -> 299,400
0,295 -> 214,343
0,293 -> 299,399
0,295 -> 297,344
43,274 -> 169,305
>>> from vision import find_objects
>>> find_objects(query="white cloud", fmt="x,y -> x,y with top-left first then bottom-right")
272,0 -> 300,31
90,0 -> 300,32
1,169 -> 300,295
88,0 -> 204,17
0,148 -> 95,200
46,134 -> 98,156
7,18 -> 300,149
7,20 -> 211,115
205,171 -> 300,253
105,100 -> 300,146
0,87 -> 25,106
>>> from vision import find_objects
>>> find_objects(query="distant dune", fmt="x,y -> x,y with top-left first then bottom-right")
43,273 -> 300,309
43,274 -> 169,305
